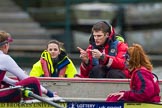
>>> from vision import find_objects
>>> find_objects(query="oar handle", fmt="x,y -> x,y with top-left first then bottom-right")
24,90 -> 64,108
0,85 -> 22,92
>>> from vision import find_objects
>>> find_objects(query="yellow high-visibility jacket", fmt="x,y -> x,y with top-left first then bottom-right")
29,50 -> 77,78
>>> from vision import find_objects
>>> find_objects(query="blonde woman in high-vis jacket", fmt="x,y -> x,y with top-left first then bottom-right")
30,40 -> 77,78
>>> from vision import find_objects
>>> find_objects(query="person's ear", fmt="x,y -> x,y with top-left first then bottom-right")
2,44 -> 7,49
106,32 -> 109,37
59,49 -> 61,54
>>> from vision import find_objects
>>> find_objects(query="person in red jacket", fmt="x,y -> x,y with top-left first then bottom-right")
106,44 -> 161,103
77,21 -> 128,78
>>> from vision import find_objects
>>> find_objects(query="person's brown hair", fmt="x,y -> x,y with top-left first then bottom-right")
92,21 -> 111,34
47,40 -> 65,51
0,31 -> 10,43
128,44 -> 153,71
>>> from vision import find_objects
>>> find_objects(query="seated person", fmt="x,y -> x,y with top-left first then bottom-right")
30,40 -> 77,78
0,31 -> 57,102
106,44 -> 161,103
77,21 -> 128,78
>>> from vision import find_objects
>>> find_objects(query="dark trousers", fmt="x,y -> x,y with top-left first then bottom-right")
89,65 -> 126,78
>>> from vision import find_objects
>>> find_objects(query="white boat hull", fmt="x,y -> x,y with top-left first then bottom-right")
38,78 -> 162,100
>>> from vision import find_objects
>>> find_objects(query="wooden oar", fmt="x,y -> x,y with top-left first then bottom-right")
23,88 -> 64,108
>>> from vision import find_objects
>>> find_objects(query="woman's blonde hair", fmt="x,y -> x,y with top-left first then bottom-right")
128,43 -> 153,71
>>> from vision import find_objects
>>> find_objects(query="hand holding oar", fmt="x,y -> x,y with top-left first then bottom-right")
23,88 -> 64,108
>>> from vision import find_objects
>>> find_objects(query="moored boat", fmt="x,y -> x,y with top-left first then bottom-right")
38,78 -> 162,100
1,78 -> 162,108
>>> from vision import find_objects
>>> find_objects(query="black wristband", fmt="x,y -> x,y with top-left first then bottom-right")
83,59 -> 89,65
99,54 -> 105,60
46,90 -> 54,97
